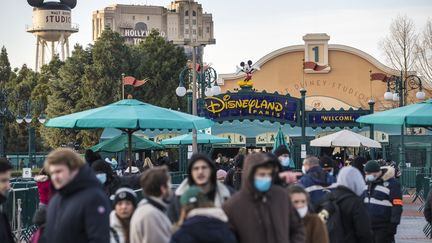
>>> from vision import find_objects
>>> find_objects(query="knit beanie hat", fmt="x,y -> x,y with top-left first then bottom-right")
91,159 -> 113,175
112,187 -> 138,208
180,186 -> 211,207
274,145 -> 290,157
216,169 -> 227,180
364,160 -> 381,173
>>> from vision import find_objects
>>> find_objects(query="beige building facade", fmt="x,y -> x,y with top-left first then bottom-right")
218,33 -> 431,111
92,0 -> 214,46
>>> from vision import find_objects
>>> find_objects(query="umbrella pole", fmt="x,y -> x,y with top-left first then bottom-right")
128,130 -> 133,174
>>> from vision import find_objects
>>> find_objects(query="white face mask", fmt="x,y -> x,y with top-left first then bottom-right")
301,165 -> 307,174
297,206 -> 308,218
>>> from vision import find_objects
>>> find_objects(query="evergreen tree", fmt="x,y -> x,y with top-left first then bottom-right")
0,46 -> 11,87
129,30 -> 187,110
41,45 -> 89,148
82,30 -> 130,106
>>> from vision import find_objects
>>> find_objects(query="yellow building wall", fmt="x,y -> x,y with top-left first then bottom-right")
221,50 -> 425,111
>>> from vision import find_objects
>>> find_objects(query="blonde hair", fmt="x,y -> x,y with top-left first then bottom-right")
44,148 -> 85,171
143,157 -> 154,168
176,201 -> 214,226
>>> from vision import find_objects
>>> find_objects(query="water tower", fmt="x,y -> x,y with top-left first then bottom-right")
26,0 -> 78,71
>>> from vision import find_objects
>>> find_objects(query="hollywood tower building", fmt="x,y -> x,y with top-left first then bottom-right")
92,0 -> 215,54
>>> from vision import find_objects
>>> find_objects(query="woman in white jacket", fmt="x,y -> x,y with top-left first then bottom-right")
110,187 -> 138,243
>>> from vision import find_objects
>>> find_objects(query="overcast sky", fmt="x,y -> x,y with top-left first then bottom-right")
1,0 -> 431,73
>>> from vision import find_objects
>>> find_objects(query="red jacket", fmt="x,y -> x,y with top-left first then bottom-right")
35,175 -> 52,205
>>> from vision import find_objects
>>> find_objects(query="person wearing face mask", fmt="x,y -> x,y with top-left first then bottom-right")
0,158 -> 13,243
363,160 -> 402,243
130,166 -> 173,243
319,156 -> 337,184
223,153 -> 304,243
110,187 -> 137,243
274,145 -> 294,170
92,159 -> 141,196
299,156 -> 335,210
168,153 -> 231,223
288,185 -> 329,243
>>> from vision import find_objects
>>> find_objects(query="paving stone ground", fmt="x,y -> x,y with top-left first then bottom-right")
395,195 -> 431,243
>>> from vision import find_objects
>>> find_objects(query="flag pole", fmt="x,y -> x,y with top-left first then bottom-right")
121,73 -> 125,100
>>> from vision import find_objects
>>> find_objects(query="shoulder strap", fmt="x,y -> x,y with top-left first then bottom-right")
110,227 -> 120,243
144,197 -> 167,213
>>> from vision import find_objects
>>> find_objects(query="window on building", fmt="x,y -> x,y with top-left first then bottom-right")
206,27 -> 210,33
192,11 -> 196,16
132,16 -> 135,20
192,19 -> 196,25
185,29 -> 189,35
185,19 -> 189,25
147,16 -> 150,21
193,29 -> 196,35
185,10 -> 189,16
198,27 -> 202,36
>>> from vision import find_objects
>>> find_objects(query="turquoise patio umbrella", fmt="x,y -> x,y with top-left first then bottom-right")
272,128 -> 289,153
356,99 -> 432,127
271,128 -> 294,168
90,133 -> 164,153
45,99 -> 214,168
356,99 -> 432,166
160,132 -> 230,145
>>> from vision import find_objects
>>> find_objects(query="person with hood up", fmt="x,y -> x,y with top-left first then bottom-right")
42,148 -> 110,243
85,149 -> 101,167
299,156 -> 335,209
318,166 -> 373,243
363,160 -> 402,243
168,153 -> 231,223
288,185 -> 329,243
92,159 -> 140,196
110,187 -> 137,243
170,186 -> 237,243
222,152 -> 304,243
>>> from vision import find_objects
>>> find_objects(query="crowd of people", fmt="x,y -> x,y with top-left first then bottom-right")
0,144 -> 414,243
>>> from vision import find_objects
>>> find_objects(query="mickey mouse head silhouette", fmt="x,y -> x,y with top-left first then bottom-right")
27,0 -> 77,9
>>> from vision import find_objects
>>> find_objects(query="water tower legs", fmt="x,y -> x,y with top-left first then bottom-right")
51,41 -> 55,60
65,37 -> 70,58
35,36 -> 40,71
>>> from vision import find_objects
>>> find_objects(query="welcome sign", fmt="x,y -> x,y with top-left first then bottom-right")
199,91 -> 301,125
307,109 -> 370,127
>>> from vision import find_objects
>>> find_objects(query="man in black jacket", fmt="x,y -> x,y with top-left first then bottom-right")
0,158 -> 14,243
364,160 -> 402,243
42,148 -> 110,243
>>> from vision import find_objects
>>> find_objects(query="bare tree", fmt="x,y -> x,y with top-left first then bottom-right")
380,15 -> 418,78
416,19 -> 432,88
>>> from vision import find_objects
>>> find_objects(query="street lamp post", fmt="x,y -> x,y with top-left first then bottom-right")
368,99 -> 375,159
176,59 -> 219,153
16,100 -> 46,167
382,73 -> 425,167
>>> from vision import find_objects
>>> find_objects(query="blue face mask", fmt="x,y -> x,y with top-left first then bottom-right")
280,157 -> 290,167
96,173 -> 107,184
254,176 -> 272,192
365,174 -> 376,182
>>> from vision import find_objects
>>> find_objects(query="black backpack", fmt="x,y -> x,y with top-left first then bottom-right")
318,192 -> 352,243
